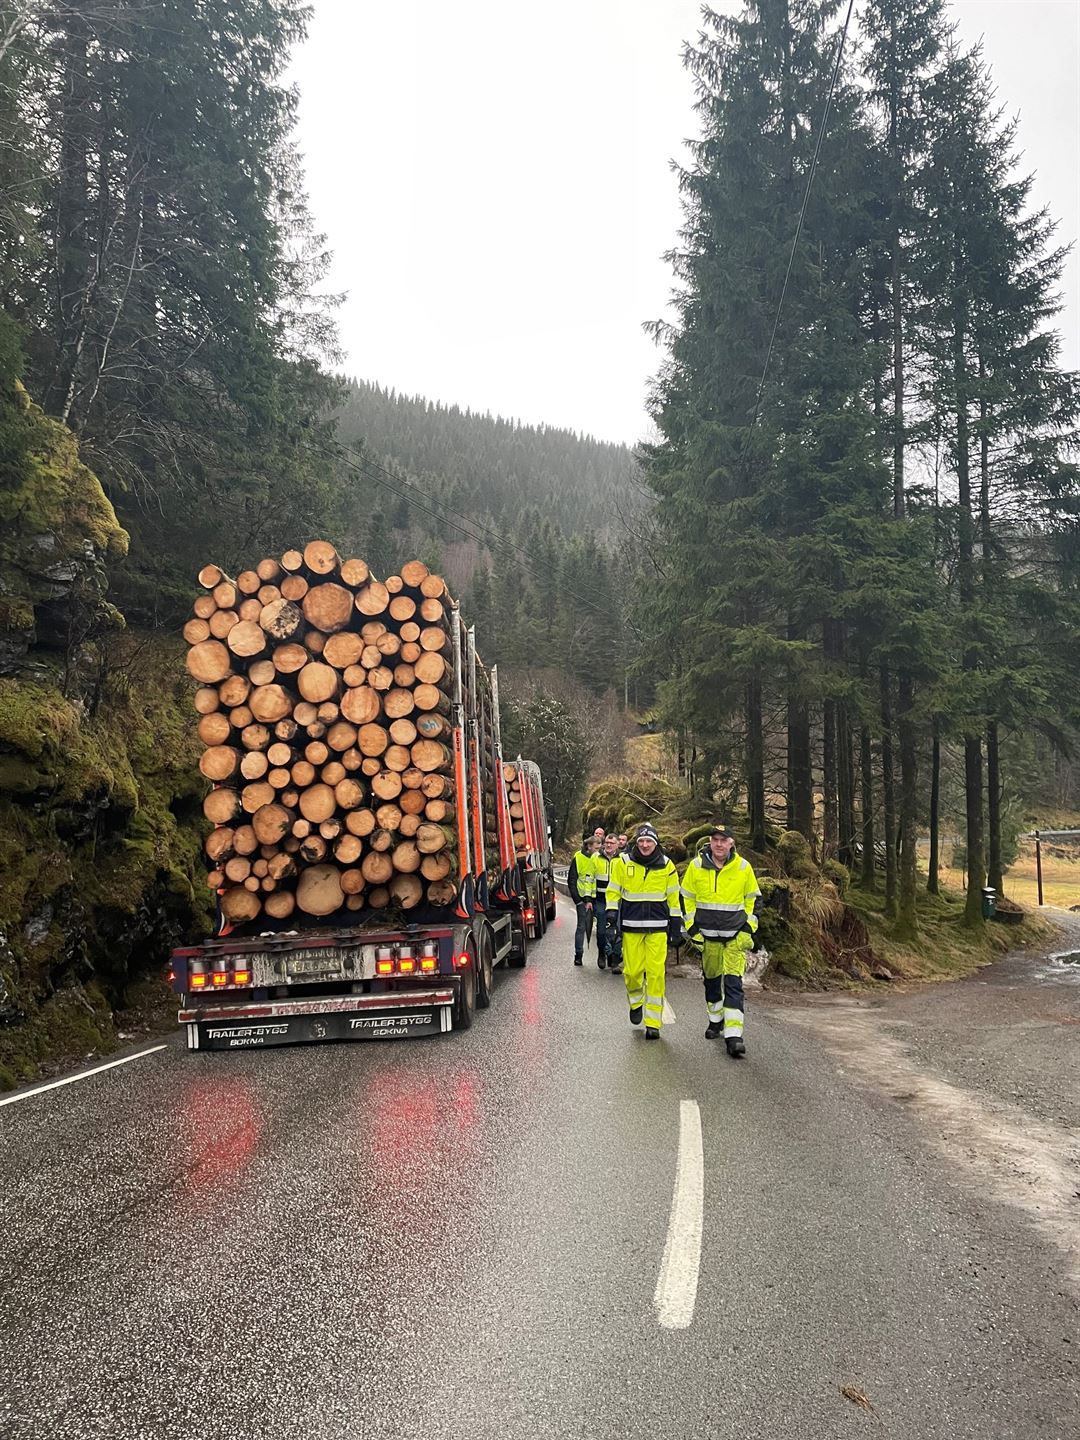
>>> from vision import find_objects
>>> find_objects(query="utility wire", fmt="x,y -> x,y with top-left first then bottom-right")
746,0 -> 857,438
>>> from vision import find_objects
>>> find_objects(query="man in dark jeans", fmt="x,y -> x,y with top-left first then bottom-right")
567,833 -> 599,966
591,832 -> 620,970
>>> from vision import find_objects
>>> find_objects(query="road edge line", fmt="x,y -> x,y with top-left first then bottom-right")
0,1044 -> 169,1110
654,1097 -> 704,1330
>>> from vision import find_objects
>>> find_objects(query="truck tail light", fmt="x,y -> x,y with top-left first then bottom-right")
398,956 -> 416,975
376,957 -> 395,976
455,952 -> 470,969
524,908 -> 536,923
420,956 -> 437,974
233,968 -> 251,986
212,971 -> 228,987
190,972 -> 207,989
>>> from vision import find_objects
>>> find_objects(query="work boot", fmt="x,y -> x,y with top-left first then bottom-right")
609,962 -> 623,975
705,1022 -> 723,1040
645,1028 -> 660,1042
725,1036 -> 746,1059
574,955 -> 583,967
598,955 -> 607,970
629,1005 -> 643,1026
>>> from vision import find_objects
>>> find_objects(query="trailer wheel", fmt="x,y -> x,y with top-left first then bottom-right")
453,940 -> 477,1031
476,923 -> 495,1009
545,882 -> 557,924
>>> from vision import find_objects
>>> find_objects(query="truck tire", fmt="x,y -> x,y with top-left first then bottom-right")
453,938 -> 477,1031
545,879 -> 557,924
476,922 -> 495,1009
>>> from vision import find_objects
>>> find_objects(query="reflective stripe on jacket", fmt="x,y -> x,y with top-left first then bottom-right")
568,851 -> 596,903
680,851 -> 760,940
591,852 -> 613,898
607,852 -> 680,931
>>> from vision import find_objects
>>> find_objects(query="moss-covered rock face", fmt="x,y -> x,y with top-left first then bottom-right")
0,378 -> 209,1087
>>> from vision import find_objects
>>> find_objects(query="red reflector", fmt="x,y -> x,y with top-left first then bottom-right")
524,908 -> 536,923
191,973 -> 207,989
212,971 -> 228,987
454,952 -> 470,969
376,958 -> 395,976
233,969 -> 251,986
420,956 -> 437,973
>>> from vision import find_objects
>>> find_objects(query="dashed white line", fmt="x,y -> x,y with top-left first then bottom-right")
0,1044 -> 168,1110
654,1098 -> 704,1330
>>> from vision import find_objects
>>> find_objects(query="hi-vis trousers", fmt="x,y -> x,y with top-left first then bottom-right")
701,938 -> 746,1038
621,930 -> 667,1031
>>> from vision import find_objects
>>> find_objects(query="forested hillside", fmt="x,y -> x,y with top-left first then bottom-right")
642,0 -> 1080,937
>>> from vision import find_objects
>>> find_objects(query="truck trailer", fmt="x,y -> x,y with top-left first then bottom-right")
170,549 -> 554,1051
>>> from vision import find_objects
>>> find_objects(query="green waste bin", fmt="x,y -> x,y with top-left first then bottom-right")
981,886 -> 997,919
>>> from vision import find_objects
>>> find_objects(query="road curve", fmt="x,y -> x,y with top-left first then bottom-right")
2,897 -> 1078,1439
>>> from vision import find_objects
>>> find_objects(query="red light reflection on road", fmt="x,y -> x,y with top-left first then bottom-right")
181,1076 -> 262,1211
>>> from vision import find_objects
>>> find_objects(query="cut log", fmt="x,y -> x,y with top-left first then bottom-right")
334,833 -> 363,864
420,772 -> 452,799
416,822 -> 449,854
194,687 -> 220,715
342,748 -> 363,771
421,851 -> 453,882
296,863 -> 344,916
400,788 -> 426,815
502,763 -> 518,784
236,569 -> 261,595
264,890 -> 296,920
400,812 -> 421,837
187,640 -> 232,684
323,631 -> 365,670
208,610 -> 239,640
290,760 -> 316,788
400,559 -> 430,588
360,644 -> 382,671
258,586 -> 282,607
249,684 -> 293,724
267,852 -> 296,882
326,720 -> 358,752
272,642 -> 308,675
224,855 -> 251,884
229,707 -> 253,731
389,872 -> 423,909
360,758 -> 381,777
343,665 -> 367,689
299,834 -> 328,864
369,828 -> 394,853
319,816 -> 344,840
233,824 -> 258,855
256,557 -> 281,582
415,712 -> 450,740
193,594 -> 217,621
280,574 -> 309,602
220,887 -> 261,923
303,582 -> 353,633
426,880 -> 457,906
200,746 -> 240,781
399,622 -> 421,644
388,718 -> 417,746
219,674 -> 251,708
240,751 -> 269,781
360,621 -> 387,643
251,804 -> 292,848
198,563 -> 226,589
345,893 -> 365,911
376,803 -> 403,831
420,573 -> 447,599
339,557 -> 370,587
383,744 -> 412,773
227,621 -> 266,660
184,618 -> 211,645
212,580 -> 237,610
411,739 -> 452,773
389,595 -> 416,623
340,868 -> 365,895
248,659 -> 276,686
197,711 -> 232,747
419,626 -> 448,653
355,581 -> 390,616
317,700 -> 339,724
205,828 -> 235,864
341,687 -> 381,725
419,598 -> 445,624
206,869 -> 225,890
375,631 -> 402,657
297,662 -> 340,704
384,688 -> 414,720
306,630 -> 327,655
241,781 -> 277,814
424,798 -> 455,824
401,767 -> 425,791
238,598 -> 262,622
392,664 -> 416,689
357,722 -> 389,757
400,642 -> 422,663
414,651 -> 450,686
413,684 -> 450,715
361,852 -> 394,885
303,540 -> 340,575
305,739 -> 330,766
371,769 -> 403,800
321,760 -> 346,787
346,808 -> 376,837
264,741 -> 291,767
259,599 -> 304,641
299,783 -> 336,824
368,667 -> 392,693
293,700 -> 318,726
280,549 -> 304,573
334,777 -> 365,810
274,718 -> 299,741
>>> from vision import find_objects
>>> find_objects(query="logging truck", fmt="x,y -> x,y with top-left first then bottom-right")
170,545 -> 555,1051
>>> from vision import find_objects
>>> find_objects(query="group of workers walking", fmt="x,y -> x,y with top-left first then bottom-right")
567,823 -> 760,1058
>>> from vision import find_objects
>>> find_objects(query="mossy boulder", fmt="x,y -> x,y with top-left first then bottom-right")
776,829 -> 816,879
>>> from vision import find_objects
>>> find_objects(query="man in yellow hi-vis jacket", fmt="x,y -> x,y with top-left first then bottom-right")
606,824 -> 681,1040
680,825 -> 760,1057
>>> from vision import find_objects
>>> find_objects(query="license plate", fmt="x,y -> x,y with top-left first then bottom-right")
286,955 -> 343,975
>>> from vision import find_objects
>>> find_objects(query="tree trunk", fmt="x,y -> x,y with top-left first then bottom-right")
860,721 -> 875,892
896,671 -> 918,938
746,677 -> 766,852
822,698 -> 837,860
787,698 -> 813,843
986,720 -> 1003,894
927,723 -> 940,895
880,665 -> 897,919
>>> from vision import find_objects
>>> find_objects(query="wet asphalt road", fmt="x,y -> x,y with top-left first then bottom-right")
2,898 -> 1079,1440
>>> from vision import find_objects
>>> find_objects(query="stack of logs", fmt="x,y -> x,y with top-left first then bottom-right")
184,543 -> 458,925
506,763 -> 531,859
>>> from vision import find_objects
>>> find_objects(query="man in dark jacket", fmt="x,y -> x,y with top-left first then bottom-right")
567,833 -> 599,966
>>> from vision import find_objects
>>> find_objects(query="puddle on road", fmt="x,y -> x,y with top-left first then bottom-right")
1051,951 -> 1080,968
777,1001 -> 1080,1287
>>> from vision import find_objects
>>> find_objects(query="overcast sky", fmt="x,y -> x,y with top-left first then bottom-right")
290,0 -> 1080,447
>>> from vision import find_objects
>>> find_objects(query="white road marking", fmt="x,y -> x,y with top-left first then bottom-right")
654,1098 -> 704,1330
662,997 -> 677,1023
0,1044 -> 168,1110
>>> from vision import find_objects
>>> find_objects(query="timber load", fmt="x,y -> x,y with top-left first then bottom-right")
185,547 -> 472,927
